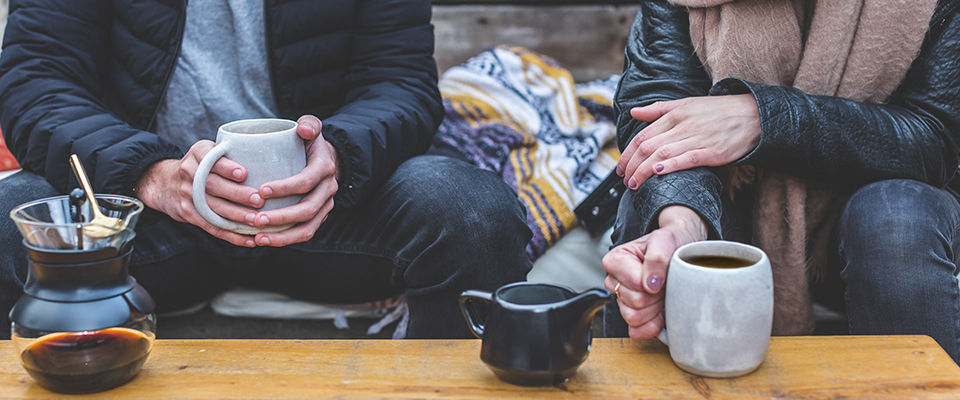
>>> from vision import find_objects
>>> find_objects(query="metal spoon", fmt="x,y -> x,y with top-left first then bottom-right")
68,154 -> 123,238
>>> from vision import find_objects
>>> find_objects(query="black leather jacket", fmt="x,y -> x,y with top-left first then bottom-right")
577,0 -> 960,239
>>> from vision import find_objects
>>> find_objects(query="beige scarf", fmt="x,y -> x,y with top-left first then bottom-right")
668,0 -> 937,334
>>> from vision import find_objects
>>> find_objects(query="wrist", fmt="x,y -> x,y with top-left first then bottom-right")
658,205 -> 708,241
135,159 -> 177,209
322,139 -> 342,182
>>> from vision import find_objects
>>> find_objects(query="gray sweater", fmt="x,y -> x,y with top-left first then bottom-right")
154,0 -> 278,150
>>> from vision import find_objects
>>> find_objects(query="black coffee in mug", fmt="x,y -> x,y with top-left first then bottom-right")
19,327 -> 153,394
683,255 -> 755,269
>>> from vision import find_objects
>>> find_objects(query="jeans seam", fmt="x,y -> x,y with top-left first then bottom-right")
952,273 -> 960,360
289,243 -> 412,270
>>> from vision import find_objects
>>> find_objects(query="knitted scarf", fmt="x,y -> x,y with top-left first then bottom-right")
668,0 -> 937,334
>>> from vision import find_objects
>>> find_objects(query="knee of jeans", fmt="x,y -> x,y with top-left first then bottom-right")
0,171 -> 55,287
839,179 -> 954,279
392,155 -> 530,244
841,180 -> 950,246
393,156 -> 532,291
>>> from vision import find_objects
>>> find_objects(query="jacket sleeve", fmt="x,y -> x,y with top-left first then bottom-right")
614,1 -> 723,239
320,0 -> 443,209
714,4 -> 960,188
0,1 -> 183,196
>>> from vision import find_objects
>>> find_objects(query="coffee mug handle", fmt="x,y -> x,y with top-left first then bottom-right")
191,141 -> 244,232
459,290 -> 492,339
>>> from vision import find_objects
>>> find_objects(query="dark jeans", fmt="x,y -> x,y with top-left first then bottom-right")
0,155 -> 533,339
604,179 -> 960,363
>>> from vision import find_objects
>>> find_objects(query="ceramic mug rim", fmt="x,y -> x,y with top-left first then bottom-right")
218,118 -> 297,136
672,240 -> 768,274
494,282 -> 577,311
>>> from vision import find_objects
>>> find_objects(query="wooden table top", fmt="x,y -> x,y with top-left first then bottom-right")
1,336 -> 958,399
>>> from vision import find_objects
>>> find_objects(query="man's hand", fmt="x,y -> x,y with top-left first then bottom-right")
135,141 -> 265,247
602,206 -> 708,341
616,94 -> 761,190
249,115 -> 339,247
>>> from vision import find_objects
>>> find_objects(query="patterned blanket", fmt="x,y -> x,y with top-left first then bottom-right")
432,46 -> 621,259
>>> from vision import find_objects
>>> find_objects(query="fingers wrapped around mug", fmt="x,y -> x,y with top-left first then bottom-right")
602,242 -> 648,297
182,141 -> 262,226
627,312 -> 665,342
604,275 -> 658,310
251,184 -> 336,247
135,154 -> 256,248
603,234 -> 669,297
251,132 -> 339,247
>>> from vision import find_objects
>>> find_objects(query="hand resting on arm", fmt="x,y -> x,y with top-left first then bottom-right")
616,94 -> 760,189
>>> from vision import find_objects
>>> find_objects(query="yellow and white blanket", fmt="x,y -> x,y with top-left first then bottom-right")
433,46 -> 621,259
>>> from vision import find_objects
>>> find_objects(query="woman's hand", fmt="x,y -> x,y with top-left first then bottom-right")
135,142 -> 264,247
248,115 -> 340,247
602,205 -> 708,341
616,94 -> 761,190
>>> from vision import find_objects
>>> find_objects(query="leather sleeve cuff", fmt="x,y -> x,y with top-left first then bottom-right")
628,168 -> 724,240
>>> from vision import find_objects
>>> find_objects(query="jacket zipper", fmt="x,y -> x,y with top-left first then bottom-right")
146,0 -> 189,132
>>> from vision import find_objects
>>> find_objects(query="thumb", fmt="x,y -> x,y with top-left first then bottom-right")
296,115 -> 322,141
630,99 -> 687,123
639,232 -> 674,294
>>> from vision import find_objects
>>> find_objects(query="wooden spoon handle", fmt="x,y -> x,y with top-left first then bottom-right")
68,154 -> 103,217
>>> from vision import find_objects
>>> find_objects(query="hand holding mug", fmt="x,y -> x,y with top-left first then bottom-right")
249,115 -> 339,247
191,118 -> 307,236
135,141 -> 263,248
602,205 -> 708,341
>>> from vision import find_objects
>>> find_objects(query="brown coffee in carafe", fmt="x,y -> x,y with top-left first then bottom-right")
18,327 -> 154,394
683,255 -> 755,269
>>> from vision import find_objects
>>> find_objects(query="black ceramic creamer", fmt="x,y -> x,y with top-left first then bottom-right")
459,282 -> 611,386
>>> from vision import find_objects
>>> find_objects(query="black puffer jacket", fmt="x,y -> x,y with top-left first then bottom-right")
0,0 -> 442,210
604,0 -> 960,238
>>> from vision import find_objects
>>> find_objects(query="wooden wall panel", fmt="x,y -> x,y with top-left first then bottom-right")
433,5 -> 641,81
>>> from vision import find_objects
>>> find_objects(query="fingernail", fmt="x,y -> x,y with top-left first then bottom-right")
655,164 -> 664,173
233,169 -> 243,179
260,236 -> 271,246
628,177 -> 638,189
250,193 -> 262,204
259,215 -> 269,226
616,165 -> 624,176
261,186 -> 273,197
245,239 -> 255,247
245,213 -> 256,225
647,275 -> 664,292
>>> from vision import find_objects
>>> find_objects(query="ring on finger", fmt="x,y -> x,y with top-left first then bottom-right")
613,282 -> 621,300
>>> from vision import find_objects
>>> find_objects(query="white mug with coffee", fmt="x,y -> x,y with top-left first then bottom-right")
658,240 -> 773,378
192,118 -> 306,234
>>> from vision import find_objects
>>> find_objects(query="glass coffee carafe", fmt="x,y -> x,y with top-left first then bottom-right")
8,192 -> 156,394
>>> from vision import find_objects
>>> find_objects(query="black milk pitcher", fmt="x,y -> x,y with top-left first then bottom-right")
459,282 -> 611,386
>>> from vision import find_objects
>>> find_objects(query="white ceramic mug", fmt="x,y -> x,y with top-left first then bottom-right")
658,240 -> 773,378
191,118 -> 305,234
